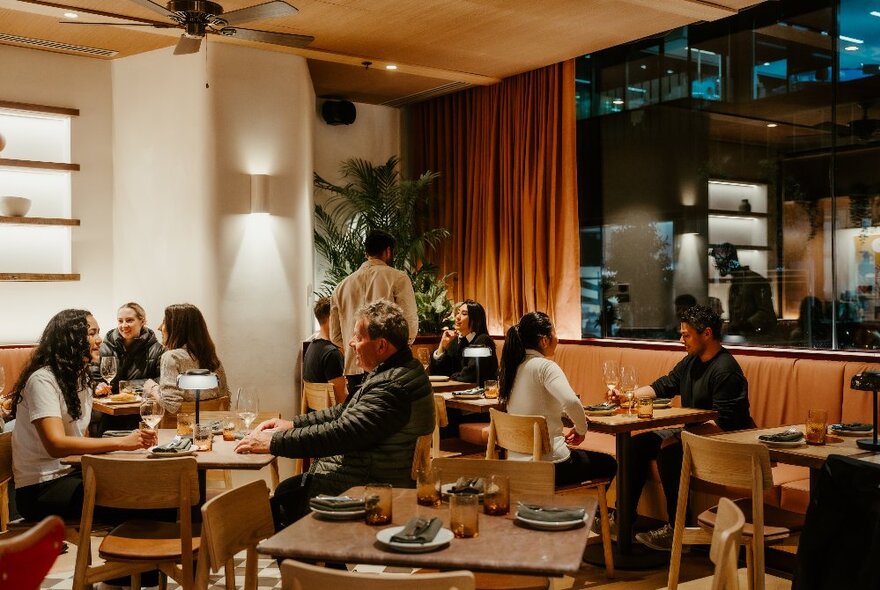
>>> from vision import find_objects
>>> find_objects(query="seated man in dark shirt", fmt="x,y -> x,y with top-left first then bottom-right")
630,304 -> 754,551
303,297 -> 346,404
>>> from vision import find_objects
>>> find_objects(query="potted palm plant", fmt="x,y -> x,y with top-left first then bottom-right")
314,156 -> 454,334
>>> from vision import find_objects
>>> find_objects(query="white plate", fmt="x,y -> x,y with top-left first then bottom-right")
829,425 -> 873,436
103,395 -> 143,405
584,408 -> 616,416
429,375 -> 450,382
514,514 -> 587,531
310,507 -> 366,520
147,449 -> 198,458
376,525 -> 454,553
757,435 -> 806,448
440,483 -> 484,500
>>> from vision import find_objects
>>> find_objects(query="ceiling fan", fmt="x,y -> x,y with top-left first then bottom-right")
19,0 -> 314,54
813,102 -> 880,143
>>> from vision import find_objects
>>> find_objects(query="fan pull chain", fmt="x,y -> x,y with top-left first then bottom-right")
205,40 -> 210,89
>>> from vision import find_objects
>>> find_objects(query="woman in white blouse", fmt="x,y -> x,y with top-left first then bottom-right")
499,311 -> 616,486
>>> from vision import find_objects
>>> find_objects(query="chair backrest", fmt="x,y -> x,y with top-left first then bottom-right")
281,559 -> 475,590
301,381 -> 335,414
432,458 -> 555,501
82,455 -> 200,511
196,480 -> 275,589
486,408 -> 551,460
710,497 -> 746,590
0,515 -> 65,590
434,394 -> 449,428
159,396 -> 231,428
681,431 -> 774,490
0,431 -> 11,530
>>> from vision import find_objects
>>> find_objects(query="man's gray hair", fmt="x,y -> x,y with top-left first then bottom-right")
357,299 -> 410,350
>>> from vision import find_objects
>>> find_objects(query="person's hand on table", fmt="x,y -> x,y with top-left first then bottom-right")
94,382 -> 112,397
253,417 -> 293,433
565,430 -> 585,446
119,428 -> 157,450
235,429 -> 273,454
632,385 -> 655,399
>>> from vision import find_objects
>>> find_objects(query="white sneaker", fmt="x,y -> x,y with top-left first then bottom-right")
635,523 -> 674,551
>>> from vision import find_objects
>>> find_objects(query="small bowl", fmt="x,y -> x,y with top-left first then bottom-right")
0,196 -> 32,217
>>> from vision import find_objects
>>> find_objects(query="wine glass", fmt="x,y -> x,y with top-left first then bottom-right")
417,348 -> 431,372
139,399 -> 164,430
602,360 -> 619,403
236,387 -> 259,432
619,366 -> 638,412
99,356 -> 117,388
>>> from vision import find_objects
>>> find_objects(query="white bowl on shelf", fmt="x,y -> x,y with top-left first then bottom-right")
0,196 -> 32,217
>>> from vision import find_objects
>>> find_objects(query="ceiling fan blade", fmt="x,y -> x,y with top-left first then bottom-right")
217,26 -> 313,48
126,0 -> 178,19
60,21 -> 176,28
17,0 -> 170,25
174,34 -> 202,55
222,1 -> 298,26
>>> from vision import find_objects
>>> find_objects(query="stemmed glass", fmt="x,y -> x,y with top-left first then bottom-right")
602,360 -> 620,404
236,387 -> 259,432
99,357 -> 117,389
417,348 -> 431,372
619,366 -> 638,412
139,399 -> 165,430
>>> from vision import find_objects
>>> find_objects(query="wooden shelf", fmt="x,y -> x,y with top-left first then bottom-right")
0,158 -> 80,172
0,273 -> 80,281
708,209 -> 768,219
0,216 -> 80,226
0,100 -> 79,117
709,243 -> 770,251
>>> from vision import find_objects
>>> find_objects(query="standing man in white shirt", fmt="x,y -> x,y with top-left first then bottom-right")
330,230 -> 419,394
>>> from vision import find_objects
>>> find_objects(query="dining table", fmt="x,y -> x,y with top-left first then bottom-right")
258,486 -> 597,578
582,405 -> 718,569
92,395 -> 142,416
439,391 -> 501,414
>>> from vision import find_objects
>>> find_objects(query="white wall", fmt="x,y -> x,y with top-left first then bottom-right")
0,44 -> 115,343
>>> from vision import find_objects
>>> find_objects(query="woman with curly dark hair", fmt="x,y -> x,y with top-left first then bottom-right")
11,309 -> 156,521
144,303 -> 229,414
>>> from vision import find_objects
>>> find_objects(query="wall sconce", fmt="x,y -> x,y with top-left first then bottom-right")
250,174 -> 269,215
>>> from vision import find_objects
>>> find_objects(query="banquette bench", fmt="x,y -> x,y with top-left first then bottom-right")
0,344 -> 35,415
458,339 -> 880,518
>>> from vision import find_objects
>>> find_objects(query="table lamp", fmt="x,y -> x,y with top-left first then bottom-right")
177,369 -> 218,427
463,346 -> 492,387
851,370 -> 880,451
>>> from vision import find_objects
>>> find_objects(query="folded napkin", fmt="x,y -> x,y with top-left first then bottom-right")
453,387 -> 484,397
584,402 -> 617,412
102,430 -> 134,438
516,503 -> 586,523
653,398 -> 672,405
390,517 -> 443,544
830,422 -> 872,432
152,437 -> 193,453
447,477 -> 485,494
758,430 -> 805,443
308,495 -> 365,511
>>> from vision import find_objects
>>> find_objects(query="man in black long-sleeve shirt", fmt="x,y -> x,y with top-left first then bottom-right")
631,305 -> 754,551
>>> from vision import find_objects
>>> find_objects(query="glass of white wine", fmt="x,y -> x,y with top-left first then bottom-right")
139,399 -> 164,430
236,387 -> 259,432
100,356 -> 118,389
619,366 -> 638,412
602,360 -> 620,403
417,348 -> 431,372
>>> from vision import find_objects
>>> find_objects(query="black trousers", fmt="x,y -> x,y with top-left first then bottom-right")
555,449 -> 618,487
629,428 -> 684,523
271,474 -> 312,531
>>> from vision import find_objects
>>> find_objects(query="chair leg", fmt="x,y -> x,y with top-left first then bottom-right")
225,557 -> 236,590
745,539 -> 755,590
159,572 -> 168,590
132,572 -> 141,590
595,485 -> 614,578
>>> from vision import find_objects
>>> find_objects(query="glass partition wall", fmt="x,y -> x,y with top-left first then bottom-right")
576,0 -> 880,350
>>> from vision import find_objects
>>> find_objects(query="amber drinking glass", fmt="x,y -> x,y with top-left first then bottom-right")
805,409 -> 828,445
365,484 -> 393,525
450,493 -> 479,538
416,467 -> 441,507
483,474 -> 509,516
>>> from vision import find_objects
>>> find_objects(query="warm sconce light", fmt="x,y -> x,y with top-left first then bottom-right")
250,174 -> 269,215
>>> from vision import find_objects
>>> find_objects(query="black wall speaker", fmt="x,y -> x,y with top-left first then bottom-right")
321,100 -> 356,125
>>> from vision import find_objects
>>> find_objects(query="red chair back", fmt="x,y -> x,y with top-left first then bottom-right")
0,515 -> 65,590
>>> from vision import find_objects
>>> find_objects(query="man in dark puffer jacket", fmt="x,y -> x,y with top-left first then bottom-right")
236,299 -> 435,528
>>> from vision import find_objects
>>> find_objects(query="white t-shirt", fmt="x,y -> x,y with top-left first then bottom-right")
505,350 -> 588,463
12,367 -> 92,488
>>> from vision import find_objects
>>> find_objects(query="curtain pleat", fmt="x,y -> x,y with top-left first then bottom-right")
407,59 -> 582,338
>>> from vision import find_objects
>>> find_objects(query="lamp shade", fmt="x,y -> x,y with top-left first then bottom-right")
177,369 -> 219,390
462,346 -> 492,358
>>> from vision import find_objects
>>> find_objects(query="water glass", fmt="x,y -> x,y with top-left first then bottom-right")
416,467 -> 441,507
222,419 -> 238,441
450,492 -> 479,538
176,412 -> 194,436
364,483 -> 393,525
194,424 -> 213,451
805,409 -> 828,445
483,474 -> 509,516
483,380 -> 499,399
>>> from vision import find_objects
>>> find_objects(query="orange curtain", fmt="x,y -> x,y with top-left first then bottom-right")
407,60 -> 581,338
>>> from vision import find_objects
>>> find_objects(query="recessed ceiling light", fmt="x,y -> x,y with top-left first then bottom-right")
63,12 -> 78,18
385,64 -> 398,70
871,11 -> 880,17
612,98 -> 624,105
666,69 -> 674,74
767,123 -> 778,128
844,45 -> 859,52
839,35 -> 863,44
640,64 -> 647,70
763,62 -> 771,66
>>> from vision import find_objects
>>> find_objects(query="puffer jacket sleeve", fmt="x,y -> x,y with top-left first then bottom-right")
270,381 -> 412,459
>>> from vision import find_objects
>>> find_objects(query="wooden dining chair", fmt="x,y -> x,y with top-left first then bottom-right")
73,455 -> 200,590
0,515 -> 65,590
672,497 -> 746,590
281,559 -> 476,590
301,381 -> 335,415
667,432 -> 804,590
195,480 -> 275,590
486,408 -> 615,578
